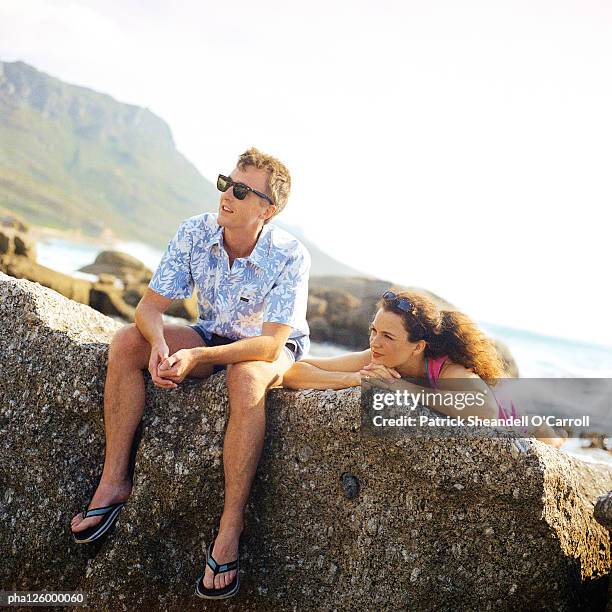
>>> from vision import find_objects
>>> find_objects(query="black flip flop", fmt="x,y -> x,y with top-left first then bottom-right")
195,540 -> 240,600
72,502 -> 126,544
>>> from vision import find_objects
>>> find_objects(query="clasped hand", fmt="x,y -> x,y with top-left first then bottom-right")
358,362 -> 401,381
148,344 -> 197,389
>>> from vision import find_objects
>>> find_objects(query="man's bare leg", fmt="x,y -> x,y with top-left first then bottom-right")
71,323 -> 213,534
202,352 -> 294,590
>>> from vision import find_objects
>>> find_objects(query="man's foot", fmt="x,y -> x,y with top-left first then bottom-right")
202,521 -> 243,591
70,479 -> 132,534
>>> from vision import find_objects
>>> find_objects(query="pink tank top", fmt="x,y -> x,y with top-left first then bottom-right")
425,355 -> 521,423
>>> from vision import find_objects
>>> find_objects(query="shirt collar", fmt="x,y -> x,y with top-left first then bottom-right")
204,222 -> 271,270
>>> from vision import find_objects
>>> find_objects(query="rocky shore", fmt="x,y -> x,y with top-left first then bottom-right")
1,273 -> 611,610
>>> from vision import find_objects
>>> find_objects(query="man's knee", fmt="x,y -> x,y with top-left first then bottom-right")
109,323 -> 148,364
227,361 -> 276,393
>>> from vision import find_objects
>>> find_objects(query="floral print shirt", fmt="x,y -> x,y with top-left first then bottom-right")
149,212 -> 310,359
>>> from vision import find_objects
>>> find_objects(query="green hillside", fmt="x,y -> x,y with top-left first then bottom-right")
0,60 -> 365,276
0,60 -> 218,247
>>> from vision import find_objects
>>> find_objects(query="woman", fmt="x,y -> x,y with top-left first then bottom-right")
283,290 -> 565,447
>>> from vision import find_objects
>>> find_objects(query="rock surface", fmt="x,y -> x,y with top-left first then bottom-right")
1,273 -> 610,610
595,491 -> 612,531
594,491 -> 612,611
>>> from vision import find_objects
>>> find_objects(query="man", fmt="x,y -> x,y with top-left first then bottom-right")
70,147 -> 310,600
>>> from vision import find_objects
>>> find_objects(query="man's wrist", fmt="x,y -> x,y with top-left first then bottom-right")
191,346 -> 210,364
150,336 -> 167,350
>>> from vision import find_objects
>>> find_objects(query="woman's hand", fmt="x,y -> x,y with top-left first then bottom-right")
347,371 -> 363,387
359,362 -> 401,381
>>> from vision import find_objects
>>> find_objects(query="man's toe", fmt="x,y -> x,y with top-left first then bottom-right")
203,570 -> 213,590
71,516 -> 101,533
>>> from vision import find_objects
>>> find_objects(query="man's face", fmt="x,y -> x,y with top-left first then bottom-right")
217,165 -> 275,231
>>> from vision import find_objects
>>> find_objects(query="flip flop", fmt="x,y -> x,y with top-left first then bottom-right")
72,502 -> 126,544
195,540 -> 240,600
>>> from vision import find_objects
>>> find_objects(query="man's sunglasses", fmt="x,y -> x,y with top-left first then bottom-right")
217,174 -> 274,206
382,290 -> 414,313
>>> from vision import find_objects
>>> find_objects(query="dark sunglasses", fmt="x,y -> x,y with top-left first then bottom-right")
382,290 -> 414,313
217,174 -> 274,206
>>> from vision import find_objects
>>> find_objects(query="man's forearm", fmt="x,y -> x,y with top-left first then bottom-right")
192,335 -> 282,365
134,303 -> 165,347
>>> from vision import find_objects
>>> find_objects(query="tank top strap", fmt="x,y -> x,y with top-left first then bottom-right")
426,355 -> 449,388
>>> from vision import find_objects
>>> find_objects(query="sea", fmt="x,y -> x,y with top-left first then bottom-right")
33,234 -> 612,466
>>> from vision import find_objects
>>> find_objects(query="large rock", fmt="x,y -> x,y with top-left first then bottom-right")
79,250 -> 153,284
1,273 -> 610,610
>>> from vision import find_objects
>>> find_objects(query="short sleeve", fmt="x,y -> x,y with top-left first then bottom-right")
148,221 -> 194,299
263,246 -> 311,327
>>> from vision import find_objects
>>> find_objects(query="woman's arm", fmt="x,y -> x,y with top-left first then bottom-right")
300,350 -> 372,372
283,350 -> 397,390
282,350 -> 371,390
282,361 -> 361,390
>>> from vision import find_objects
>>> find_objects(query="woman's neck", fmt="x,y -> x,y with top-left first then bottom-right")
396,354 -> 427,379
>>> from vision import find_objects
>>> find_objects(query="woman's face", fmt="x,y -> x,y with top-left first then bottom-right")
369,308 -> 420,368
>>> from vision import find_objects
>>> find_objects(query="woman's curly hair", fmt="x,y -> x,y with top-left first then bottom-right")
378,290 -> 506,384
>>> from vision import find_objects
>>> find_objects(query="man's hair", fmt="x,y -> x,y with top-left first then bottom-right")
237,147 -> 291,218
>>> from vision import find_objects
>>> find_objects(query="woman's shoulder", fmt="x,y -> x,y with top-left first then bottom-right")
439,359 -> 479,379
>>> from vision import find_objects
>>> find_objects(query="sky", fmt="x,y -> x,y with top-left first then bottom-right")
1,0 -> 611,345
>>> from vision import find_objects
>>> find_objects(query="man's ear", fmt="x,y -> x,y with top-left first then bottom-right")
262,204 -> 277,222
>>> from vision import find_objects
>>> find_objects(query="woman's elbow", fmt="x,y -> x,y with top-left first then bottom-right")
464,397 -> 497,420
282,363 -> 308,389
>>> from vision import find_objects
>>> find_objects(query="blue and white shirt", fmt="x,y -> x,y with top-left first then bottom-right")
149,212 -> 310,360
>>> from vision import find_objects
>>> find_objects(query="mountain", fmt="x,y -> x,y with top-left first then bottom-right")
0,60 -> 365,276
0,60 -> 218,246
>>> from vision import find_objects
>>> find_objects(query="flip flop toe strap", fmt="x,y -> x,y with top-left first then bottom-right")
207,555 -> 238,576
81,502 -> 125,520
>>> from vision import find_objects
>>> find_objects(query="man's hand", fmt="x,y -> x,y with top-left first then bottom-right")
158,348 -> 197,384
359,362 -> 402,381
148,342 -> 178,389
